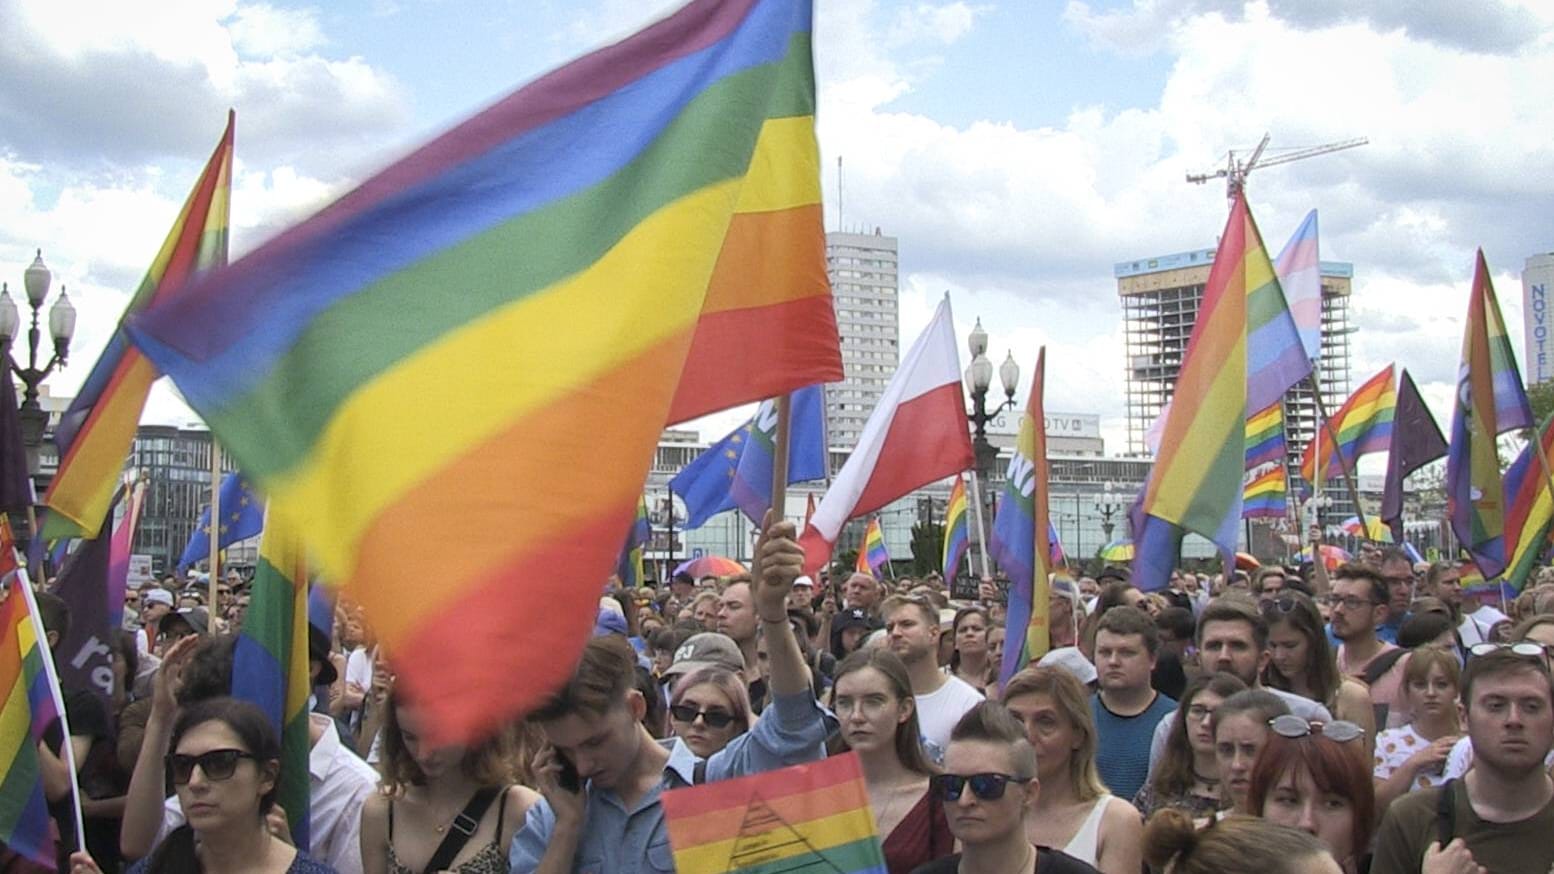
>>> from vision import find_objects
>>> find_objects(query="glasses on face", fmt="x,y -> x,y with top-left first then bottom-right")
166,748 -> 258,785
669,704 -> 736,729
1330,595 -> 1378,612
1186,703 -> 1218,722
1469,642 -> 1549,659
930,772 -> 1029,802
1268,714 -> 1365,744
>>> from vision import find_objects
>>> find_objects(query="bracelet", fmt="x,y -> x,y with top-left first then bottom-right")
760,614 -> 789,625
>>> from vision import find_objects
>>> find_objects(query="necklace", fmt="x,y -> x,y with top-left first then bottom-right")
428,791 -> 475,834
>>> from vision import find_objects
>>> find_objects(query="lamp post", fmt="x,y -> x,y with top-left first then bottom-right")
1095,481 -> 1122,543
964,318 -> 1019,572
0,249 -> 77,474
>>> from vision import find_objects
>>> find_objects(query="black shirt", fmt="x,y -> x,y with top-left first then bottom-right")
910,847 -> 1101,874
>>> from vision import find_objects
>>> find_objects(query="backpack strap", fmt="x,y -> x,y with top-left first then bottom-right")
423,787 -> 501,874
1363,647 -> 1408,686
1435,778 -> 1457,849
658,736 -> 710,785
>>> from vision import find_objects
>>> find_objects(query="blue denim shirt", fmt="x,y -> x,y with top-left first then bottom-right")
508,690 -> 828,873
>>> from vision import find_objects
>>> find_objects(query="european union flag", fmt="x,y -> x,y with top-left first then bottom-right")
177,472 -> 264,570
670,423 -> 750,530
731,385 -> 828,523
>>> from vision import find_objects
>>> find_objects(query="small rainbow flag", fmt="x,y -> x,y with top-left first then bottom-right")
43,113 -> 234,540
616,495 -> 651,588
1243,464 -> 1287,519
942,474 -> 969,579
1300,364 -> 1396,487
124,0 -> 842,742
862,518 -> 889,575
1244,402 -> 1286,469
1500,414 -> 1554,591
661,751 -> 886,874
989,347 -> 1052,682
1448,251 -> 1534,579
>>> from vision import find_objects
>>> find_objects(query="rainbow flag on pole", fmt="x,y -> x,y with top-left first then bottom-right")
862,518 -> 888,575
990,347 -> 1052,683
616,496 -> 651,588
125,0 -> 842,743
661,751 -> 886,874
1139,194 -> 1270,579
942,474 -> 969,580
43,114 -> 234,541
1299,364 -> 1397,487
1244,402 -> 1286,469
231,514 -> 312,850
1448,251 -> 1535,580
1500,414 -> 1554,591
1243,465 -> 1287,519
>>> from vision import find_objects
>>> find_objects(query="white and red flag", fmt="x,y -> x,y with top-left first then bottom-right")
800,297 -> 973,574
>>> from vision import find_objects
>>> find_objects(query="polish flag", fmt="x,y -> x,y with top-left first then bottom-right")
800,298 -> 973,574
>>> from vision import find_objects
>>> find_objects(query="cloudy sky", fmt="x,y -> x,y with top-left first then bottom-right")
2,0 -> 1552,460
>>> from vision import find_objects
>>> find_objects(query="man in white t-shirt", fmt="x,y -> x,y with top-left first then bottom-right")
882,594 -> 983,750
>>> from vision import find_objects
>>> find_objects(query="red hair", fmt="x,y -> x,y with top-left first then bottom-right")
1248,731 -> 1375,857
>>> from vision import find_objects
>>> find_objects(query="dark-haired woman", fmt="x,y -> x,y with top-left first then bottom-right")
73,696 -> 336,874
947,606 -> 993,692
360,691 -> 536,874
831,648 -> 952,874
1262,592 -> 1376,756
1132,673 -> 1246,821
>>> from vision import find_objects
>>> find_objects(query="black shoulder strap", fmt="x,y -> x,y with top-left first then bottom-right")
1435,778 -> 1457,848
659,736 -> 710,785
423,787 -> 501,874
1363,647 -> 1408,686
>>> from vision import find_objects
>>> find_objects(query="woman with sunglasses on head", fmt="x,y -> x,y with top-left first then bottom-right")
1250,715 -> 1375,874
1001,667 -> 1143,874
1371,646 -> 1461,814
665,666 -> 752,759
1261,592 -> 1377,756
359,690 -> 538,874
1212,689 -> 1290,815
948,606 -> 994,693
71,696 -> 335,874
831,648 -> 952,874
1133,672 -> 1247,821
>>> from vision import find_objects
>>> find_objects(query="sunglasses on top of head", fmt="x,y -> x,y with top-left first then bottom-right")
1269,714 -> 1365,744
1469,642 -> 1549,659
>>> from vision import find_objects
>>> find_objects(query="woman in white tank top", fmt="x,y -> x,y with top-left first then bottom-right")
1001,666 -> 1143,874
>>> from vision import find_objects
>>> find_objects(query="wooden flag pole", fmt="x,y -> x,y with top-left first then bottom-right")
209,441 -> 221,619
770,394 -> 792,525
1308,374 -> 1371,540
1525,423 -> 1554,533
968,470 -> 992,578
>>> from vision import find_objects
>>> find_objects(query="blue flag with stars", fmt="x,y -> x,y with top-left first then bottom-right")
178,472 -> 264,570
669,422 -> 751,530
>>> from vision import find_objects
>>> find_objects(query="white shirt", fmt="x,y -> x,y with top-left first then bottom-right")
915,675 -> 985,751
158,713 -> 378,874
345,647 -> 374,691
1373,725 -> 1450,790
1457,605 -> 1508,647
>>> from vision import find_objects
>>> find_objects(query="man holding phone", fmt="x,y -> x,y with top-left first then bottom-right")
510,515 -> 826,873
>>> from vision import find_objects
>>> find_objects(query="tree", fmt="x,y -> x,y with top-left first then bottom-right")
1529,380 -> 1554,425
910,520 -> 945,577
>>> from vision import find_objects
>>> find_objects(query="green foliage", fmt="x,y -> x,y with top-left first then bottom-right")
910,521 -> 945,576
1529,380 -> 1554,425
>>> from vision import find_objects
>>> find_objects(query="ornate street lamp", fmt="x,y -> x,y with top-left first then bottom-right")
964,318 -> 1020,573
1095,481 -> 1122,543
1,249 -> 77,468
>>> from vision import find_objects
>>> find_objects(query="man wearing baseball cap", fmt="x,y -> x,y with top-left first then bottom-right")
136,588 -> 175,657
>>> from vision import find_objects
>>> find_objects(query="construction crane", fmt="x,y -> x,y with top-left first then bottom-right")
1187,133 -> 1368,200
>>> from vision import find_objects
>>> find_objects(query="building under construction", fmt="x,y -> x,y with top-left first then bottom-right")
1115,247 -> 1355,501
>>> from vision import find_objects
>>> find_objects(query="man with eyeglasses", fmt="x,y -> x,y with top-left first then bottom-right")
882,594 -> 983,751
1372,648 -> 1554,874
909,702 -> 1099,874
1330,563 -> 1410,728
1376,547 -> 1416,645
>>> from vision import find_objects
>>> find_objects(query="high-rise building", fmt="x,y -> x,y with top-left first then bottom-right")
1523,253 -> 1554,385
826,229 -> 900,453
1115,247 -> 1355,493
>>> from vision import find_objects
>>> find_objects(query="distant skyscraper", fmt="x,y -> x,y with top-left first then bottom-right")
1115,247 -> 1354,494
826,229 -> 900,452
1523,253 -> 1554,385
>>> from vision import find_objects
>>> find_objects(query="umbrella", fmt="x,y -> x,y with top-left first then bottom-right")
1234,552 -> 1261,571
1098,540 -> 1135,561
1298,544 -> 1351,571
673,556 -> 747,579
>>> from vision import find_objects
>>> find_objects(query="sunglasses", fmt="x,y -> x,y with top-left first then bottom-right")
1269,714 -> 1365,744
1469,642 -> 1549,659
669,705 -> 736,728
1263,596 -> 1302,614
930,772 -> 1029,802
166,748 -> 258,785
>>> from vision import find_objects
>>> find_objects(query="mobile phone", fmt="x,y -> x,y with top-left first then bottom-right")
556,749 -> 581,793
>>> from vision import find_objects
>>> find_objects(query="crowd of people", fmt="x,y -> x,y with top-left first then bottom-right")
17,522 -> 1554,873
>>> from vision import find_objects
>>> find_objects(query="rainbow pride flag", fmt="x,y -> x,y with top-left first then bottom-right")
1448,251 -> 1535,580
1244,402 -> 1286,469
231,514 -> 311,849
1300,364 -> 1397,487
1140,194 -> 1267,572
989,348 -> 1052,683
661,751 -> 885,874
862,518 -> 889,575
1243,464 -> 1287,519
942,474 -> 969,579
0,521 -> 67,869
125,0 -> 842,743
616,496 -> 651,588
43,114 -> 233,541
1500,414 -> 1554,591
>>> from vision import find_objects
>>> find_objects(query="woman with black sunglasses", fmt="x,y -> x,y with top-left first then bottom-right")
72,696 -> 335,874
666,665 -> 752,758
1261,593 -> 1376,756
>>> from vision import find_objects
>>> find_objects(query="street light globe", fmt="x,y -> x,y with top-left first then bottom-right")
23,249 -> 50,308
49,286 -> 76,348
968,354 -> 993,394
968,317 -> 988,358
0,285 -> 18,344
998,351 -> 1020,398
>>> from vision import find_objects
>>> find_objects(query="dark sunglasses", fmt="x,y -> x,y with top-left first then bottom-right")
930,772 -> 1029,802
1262,596 -> 1301,614
166,748 -> 257,785
1269,714 -> 1365,744
1469,642 -> 1548,659
669,704 -> 736,728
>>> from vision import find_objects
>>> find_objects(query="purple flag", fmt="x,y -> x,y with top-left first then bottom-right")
1381,369 -> 1448,542
52,529 -> 115,714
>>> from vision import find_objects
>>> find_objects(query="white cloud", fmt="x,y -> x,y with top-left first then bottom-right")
887,2 -> 987,45
228,4 -> 327,57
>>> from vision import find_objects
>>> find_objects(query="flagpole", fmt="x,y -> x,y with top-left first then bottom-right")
770,394 -> 792,525
1524,423 -> 1554,537
968,470 -> 991,578
12,563 -> 87,856
209,440 -> 221,619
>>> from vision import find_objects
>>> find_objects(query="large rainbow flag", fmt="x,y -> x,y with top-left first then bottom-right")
231,514 -> 312,849
1139,194 -> 1273,573
125,0 -> 842,743
1299,364 -> 1396,487
862,518 -> 889,575
1448,251 -> 1534,580
989,347 -> 1052,683
942,474 -> 969,579
43,114 -> 234,541
1500,414 -> 1554,591
0,520 -> 69,869
661,752 -> 885,874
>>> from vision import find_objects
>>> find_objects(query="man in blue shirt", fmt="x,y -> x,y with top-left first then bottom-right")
511,517 -> 826,873
1090,605 -> 1176,800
